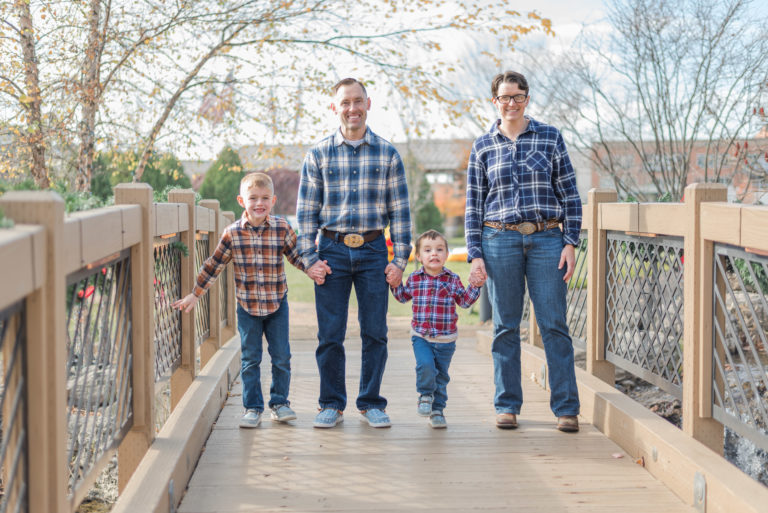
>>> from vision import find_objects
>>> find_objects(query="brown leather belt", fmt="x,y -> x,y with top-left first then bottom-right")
322,228 -> 382,248
483,219 -> 560,235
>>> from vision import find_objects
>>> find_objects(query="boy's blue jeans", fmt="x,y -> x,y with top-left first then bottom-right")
412,336 -> 456,412
314,234 -> 390,411
236,298 -> 291,412
482,226 -> 580,417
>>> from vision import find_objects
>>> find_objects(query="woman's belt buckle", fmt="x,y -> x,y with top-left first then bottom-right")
343,233 -> 364,248
518,222 -> 537,235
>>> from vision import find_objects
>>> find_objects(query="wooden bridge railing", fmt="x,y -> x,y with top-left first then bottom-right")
512,183 -> 767,513
0,184 -> 237,513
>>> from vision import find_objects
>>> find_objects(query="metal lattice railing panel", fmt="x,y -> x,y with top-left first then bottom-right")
712,245 -> 768,452
605,232 -> 685,398
566,231 -> 589,350
153,238 -> 182,381
195,234 -> 211,346
0,301 -> 28,513
65,251 -> 133,497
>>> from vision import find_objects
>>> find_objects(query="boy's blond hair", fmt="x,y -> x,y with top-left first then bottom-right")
414,229 -> 448,255
240,172 -> 274,195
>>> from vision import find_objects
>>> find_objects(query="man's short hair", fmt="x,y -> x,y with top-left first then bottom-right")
415,229 -> 448,255
491,71 -> 530,97
240,172 -> 274,195
332,77 -> 367,97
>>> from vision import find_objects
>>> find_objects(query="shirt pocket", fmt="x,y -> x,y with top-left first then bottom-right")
523,150 -> 551,184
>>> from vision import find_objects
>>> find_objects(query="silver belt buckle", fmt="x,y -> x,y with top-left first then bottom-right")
518,222 -> 536,235
343,233 -> 364,248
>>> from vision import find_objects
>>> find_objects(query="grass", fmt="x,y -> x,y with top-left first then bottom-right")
284,258 -> 483,326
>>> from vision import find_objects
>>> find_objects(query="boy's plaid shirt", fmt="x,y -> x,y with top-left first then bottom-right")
465,117 -> 582,261
193,214 -> 304,317
391,267 -> 480,339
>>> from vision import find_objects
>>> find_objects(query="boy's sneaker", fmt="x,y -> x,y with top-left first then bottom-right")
361,408 -> 391,428
313,408 -> 343,428
270,404 -> 297,422
239,409 -> 262,428
429,411 -> 447,429
417,394 -> 433,417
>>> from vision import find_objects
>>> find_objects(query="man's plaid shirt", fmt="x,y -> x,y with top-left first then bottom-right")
391,267 -> 480,341
193,214 -> 304,317
297,127 -> 412,269
465,117 -> 582,261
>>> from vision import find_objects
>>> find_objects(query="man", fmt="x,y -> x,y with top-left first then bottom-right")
297,77 -> 412,429
465,70 -> 582,432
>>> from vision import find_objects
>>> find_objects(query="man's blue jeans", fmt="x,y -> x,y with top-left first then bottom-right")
236,298 -> 291,411
482,226 -> 580,417
314,234 -> 390,411
412,336 -> 456,412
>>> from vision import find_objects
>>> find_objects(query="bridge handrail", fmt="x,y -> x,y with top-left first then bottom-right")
0,186 -> 238,513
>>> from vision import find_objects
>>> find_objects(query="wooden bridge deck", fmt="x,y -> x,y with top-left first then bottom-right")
178,311 -> 695,513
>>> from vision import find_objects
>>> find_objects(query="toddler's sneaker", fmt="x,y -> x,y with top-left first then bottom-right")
429,411 -> 447,429
313,408 -> 343,428
270,404 -> 297,422
239,409 -> 262,428
361,408 -> 391,428
417,394 -> 433,417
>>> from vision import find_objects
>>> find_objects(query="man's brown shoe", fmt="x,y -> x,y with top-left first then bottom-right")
557,415 -> 579,432
496,413 -> 518,429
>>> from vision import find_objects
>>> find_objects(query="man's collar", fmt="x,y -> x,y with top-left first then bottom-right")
332,127 -> 374,147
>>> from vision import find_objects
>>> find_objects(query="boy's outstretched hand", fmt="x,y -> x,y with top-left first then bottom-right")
172,293 -> 199,313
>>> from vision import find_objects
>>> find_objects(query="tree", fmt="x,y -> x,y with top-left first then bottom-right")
1,0 -> 554,192
534,0 -> 768,200
413,172 -> 444,235
90,150 -> 192,200
199,147 -> 245,216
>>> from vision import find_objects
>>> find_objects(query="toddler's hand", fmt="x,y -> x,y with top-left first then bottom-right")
470,274 -> 486,288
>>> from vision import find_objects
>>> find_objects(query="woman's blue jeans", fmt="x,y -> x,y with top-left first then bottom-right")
412,336 -> 456,412
482,226 -> 580,417
236,298 -> 291,411
314,234 -> 390,411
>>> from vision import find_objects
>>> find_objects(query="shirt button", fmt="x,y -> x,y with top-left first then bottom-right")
353,170 -> 357,174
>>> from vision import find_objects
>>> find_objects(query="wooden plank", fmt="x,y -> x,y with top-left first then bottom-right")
72,208 -> 125,267
174,333 -> 697,513
196,205 -> 214,232
119,205 -> 142,248
154,203 -> 181,237
741,205 -> 768,252
62,217 -> 83,274
600,202 -> 638,232
700,203 -> 741,245
0,226 -> 44,310
638,203 -> 686,236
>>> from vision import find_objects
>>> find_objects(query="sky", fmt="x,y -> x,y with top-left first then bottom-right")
184,0 -> 611,160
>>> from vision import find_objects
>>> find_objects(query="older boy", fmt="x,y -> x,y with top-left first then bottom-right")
173,172 -> 311,428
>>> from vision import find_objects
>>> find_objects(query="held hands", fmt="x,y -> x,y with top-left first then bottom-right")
172,293 -> 199,313
469,258 -> 487,288
385,263 -> 403,287
559,244 -> 576,282
307,260 -> 332,285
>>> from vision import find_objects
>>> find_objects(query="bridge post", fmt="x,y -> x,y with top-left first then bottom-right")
682,183 -> 726,452
586,188 -> 617,384
221,211 -> 237,339
114,183 -> 156,491
199,199 -> 222,369
0,192 -> 69,513
168,189 -> 198,408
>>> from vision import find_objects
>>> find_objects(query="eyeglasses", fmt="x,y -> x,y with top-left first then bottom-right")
495,94 -> 528,104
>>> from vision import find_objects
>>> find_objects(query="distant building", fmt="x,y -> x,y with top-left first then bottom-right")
588,130 -> 768,204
